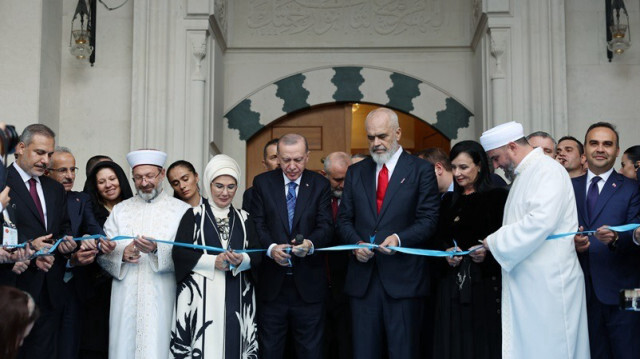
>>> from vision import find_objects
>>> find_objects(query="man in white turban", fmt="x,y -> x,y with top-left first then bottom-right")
98,149 -> 190,359
479,122 -> 590,359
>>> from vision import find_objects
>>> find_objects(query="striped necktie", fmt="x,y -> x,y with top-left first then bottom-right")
287,181 -> 298,232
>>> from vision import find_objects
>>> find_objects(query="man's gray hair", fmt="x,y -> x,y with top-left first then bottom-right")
19,124 -> 56,146
278,133 -> 309,152
54,146 -> 73,155
324,152 -> 351,174
365,108 -> 399,130
526,131 -> 556,145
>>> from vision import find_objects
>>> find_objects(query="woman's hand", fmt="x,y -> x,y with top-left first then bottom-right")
445,246 -> 462,267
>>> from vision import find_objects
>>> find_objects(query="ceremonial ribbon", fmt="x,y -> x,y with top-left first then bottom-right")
4,223 -> 640,258
545,223 -> 640,240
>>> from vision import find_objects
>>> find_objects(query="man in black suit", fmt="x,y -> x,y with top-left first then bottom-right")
337,107 -> 440,359
321,151 -> 352,359
251,133 -> 333,359
4,124 -> 76,358
47,146 -> 111,359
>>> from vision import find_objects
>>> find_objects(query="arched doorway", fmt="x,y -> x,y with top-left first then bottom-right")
245,103 -> 450,186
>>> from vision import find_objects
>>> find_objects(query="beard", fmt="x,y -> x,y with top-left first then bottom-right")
332,189 -> 343,199
503,162 -> 516,182
137,186 -> 162,202
370,140 -> 400,165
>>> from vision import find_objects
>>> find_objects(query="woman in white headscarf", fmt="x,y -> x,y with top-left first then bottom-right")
170,154 -> 261,359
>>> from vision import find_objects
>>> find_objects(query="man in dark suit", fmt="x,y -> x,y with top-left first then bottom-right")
3,124 -> 76,358
321,151 -> 352,359
47,146 -> 110,359
251,133 -> 333,359
572,122 -> 640,359
337,107 -> 440,359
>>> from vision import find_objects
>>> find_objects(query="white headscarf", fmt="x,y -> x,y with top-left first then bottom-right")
203,154 -> 241,212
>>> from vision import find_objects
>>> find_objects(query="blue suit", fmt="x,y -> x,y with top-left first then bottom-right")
337,151 -> 440,359
573,170 -> 640,359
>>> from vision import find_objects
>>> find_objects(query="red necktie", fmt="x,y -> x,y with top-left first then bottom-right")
29,178 -> 45,225
331,197 -> 339,221
376,165 -> 388,213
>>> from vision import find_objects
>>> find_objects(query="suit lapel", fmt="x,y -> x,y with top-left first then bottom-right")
360,159 -> 377,218
67,192 -> 82,234
7,166 -> 45,229
292,171 -> 311,232
377,152 -> 413,224
270,170 -> 290,235
591,172 -> 622,223
42,179 -> 55,232
574,175 -> 589,226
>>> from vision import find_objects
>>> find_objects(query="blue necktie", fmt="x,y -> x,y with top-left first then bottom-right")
587,176 -> 601,220
287,182 -> 298,232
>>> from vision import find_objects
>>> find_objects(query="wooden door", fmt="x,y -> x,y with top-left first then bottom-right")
246,103 -> 352,186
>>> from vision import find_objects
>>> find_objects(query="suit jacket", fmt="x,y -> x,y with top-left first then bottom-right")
337,152 -> 440,299
67,191 -> 104,238
1,164 -> 72,308
573,170 -> 640,305
251,168 -> 333,303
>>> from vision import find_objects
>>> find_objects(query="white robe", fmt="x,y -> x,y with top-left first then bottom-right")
486,148 -> 590,359
98,191 -> 190,359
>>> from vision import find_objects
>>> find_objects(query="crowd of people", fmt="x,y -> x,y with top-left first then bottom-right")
1,107 -> 640,359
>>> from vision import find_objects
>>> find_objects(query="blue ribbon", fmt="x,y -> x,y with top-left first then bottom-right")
5,223 -> 640,259
546,223 -> 640,240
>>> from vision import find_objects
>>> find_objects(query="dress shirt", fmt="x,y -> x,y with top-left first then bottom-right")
585,168 -> 615,196
13,162 -> 48,229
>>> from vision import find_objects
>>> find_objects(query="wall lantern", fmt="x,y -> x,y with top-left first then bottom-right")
606,0 -> 631,61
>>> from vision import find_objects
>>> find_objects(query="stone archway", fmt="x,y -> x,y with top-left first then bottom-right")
223,66 -> 474,142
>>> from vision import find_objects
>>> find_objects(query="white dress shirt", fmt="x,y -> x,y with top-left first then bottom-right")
13,162 -> 48,229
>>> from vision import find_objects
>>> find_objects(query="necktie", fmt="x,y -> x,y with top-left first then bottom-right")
287,182 -> 298,232
331,197 -> 339,221
29,178 -> 45,225
586,176 -> 601,220
376,164 -> 389,213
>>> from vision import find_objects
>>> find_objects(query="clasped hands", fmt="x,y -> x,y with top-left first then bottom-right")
271,238 -> 313,267
353,235 -> 400,263
122,236 -> 157,264
445,244 -> 486,267
574,225 -> 618,253
215,250 -> 245,272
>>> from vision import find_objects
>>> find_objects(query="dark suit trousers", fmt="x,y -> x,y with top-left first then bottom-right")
59,278 -> 81,359
259,276 -> 325,359
18,284 -> 63,359
351,266 -> 424,359
587,280 -> 640,359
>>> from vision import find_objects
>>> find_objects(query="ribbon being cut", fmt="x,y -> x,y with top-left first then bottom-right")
4,223 -> 640,258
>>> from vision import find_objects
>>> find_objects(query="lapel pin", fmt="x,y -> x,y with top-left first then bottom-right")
401,178 -> 405,184
613,183 -> 617,188
305,183 -> 309,187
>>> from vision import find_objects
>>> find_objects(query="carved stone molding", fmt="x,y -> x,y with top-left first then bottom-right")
490,29 -> 507,79
214,0 -> 227,38
189,32 -> 208,81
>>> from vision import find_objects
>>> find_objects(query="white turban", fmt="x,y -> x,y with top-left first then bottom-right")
126,149 -> 167,168
203,154 -> 241,203
480,121 -> 525,151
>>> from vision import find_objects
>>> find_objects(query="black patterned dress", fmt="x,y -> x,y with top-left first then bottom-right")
170,200 -> 261,359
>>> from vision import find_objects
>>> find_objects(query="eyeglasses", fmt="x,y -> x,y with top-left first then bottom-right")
48,167 -> 79,174
132,170 -> 162,183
